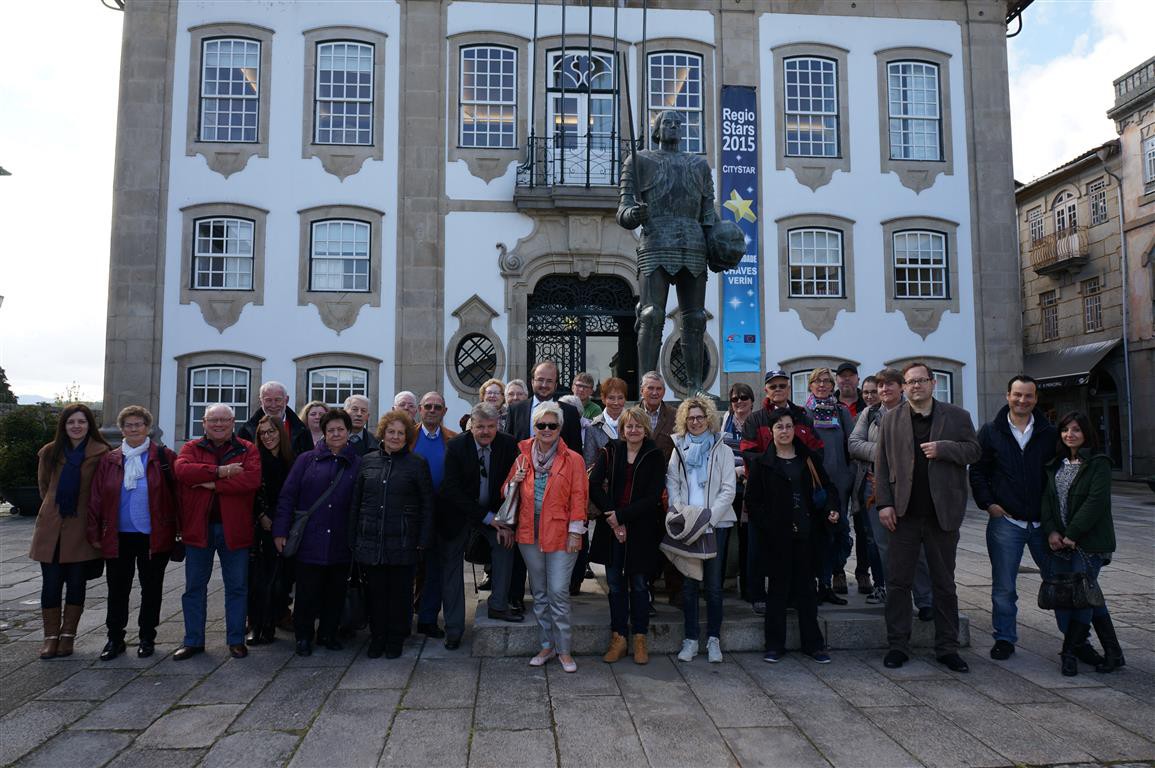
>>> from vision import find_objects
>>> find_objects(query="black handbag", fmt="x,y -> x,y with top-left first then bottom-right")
1038,549 -> 1105,610
464,526 -> 493,565
340,564 -> 368,631
283,466 -> 346,557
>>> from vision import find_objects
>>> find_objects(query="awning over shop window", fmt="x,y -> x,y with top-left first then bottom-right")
1024,339 -> 1120,390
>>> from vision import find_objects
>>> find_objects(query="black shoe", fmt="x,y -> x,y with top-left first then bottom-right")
1060,619 -> 1091,677
569,586 -> 582,597
856,577 -> 874,595
1092,614 -> 1126,673
917,606 -> 934,622
509,599 -> 525,613
245,629 -> 261,645
100,640 -> 126,661
832,573 -> 848,595
477,577 -> 493,591
367,639 -> 386,659
417,622 -> 445,639
488,608 -> 525,623
883,649 -> 909,668
445,637 -> 461,651
1074,643 -> 1105,667
819,586 -> 848,606
937,653 -> 969,673
384,644 -> 402,659
229,644 -> 248,659
137,640 -> 155,658
258,628 -> 277,644
584,567 -> 595,580
173,645 -> 204,661
295,639 -> 313,657
320,637 -> 343,651
990,640 -> 1015,661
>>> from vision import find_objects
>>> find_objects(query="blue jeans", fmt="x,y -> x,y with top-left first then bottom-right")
986,515 -> 1049,644
684,526 -> 729,640
182,523 -> 249,646
1050,549 -> 1110,628
605,538 -> 650,636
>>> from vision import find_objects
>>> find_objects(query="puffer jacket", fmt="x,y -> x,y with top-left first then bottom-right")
349,447 -> 434,566
666,433 -> 738,528
87,442 -> 180,558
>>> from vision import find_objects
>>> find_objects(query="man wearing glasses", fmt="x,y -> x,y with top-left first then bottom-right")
740,369 -> 820,456
505,360 -> 583,453
412,391 -> 460,642
875,362 -> 981,673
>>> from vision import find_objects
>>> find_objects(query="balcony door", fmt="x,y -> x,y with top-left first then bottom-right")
548,50 -> 617,186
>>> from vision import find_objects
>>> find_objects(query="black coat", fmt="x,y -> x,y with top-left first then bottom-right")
349,447 -> 433,566
439,430 -> 519,538
505,396 -> 583,454
237,407 -> 314,456
348,427 -> 381,457
969,406 -> 1057,523
588,438 -> 665,575
744,439 -> 839,541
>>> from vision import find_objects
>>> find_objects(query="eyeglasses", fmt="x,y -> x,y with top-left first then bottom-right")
256,429 -> 279,438
534,422 -> 560,431
421,403 -> 445,411
204,417 -> 232,424
813,379 -> 834,386
729,394 -> 751,403
767,383 -> 789,391
686,415 -> 707,423
904,377 -> 932,386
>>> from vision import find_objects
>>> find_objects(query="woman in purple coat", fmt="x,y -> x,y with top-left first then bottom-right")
274,409 -> 361,656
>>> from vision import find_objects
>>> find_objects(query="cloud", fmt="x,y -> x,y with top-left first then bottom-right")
1009,1 -> 1155,182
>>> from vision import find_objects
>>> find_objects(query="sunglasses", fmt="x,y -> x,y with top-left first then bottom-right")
729,394 -> 752,403
535,422 -> 560,431
421,403 -> 445,411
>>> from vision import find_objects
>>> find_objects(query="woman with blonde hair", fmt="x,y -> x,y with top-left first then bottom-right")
667,396 -> 736,663
298,400 -> 328,448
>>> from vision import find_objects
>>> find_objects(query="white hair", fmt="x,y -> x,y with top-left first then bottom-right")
259,381 -> 288,398
641,371 -> 665,388
393,390 -> 416,406
203,403 -> 235,420
531,400 -> 564,428
344,394 -> 370,409
558,394 -> 582,411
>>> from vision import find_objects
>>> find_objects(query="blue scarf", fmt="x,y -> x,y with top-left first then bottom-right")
55,439 -> 87,518
679,432 -> 713,471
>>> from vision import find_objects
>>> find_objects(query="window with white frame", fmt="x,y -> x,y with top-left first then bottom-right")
1089,179 -> 1108,226
790,371 -> 812,406
931,370 -> 953,403
1144,136 -> 1155,187
187,366 -> 250,439
783,57 -> 838,157
788,228 -> 843,297
310,220 -> 370,292
308,367 -> 368,408
199,38 -> 261,143
193,217 -> 254,290
649,52 -> 703,154
460,45 -> 517,148
1028,207 -> 1044,243
1041,290 -> 1059,341
315,41 -> 374,145
892,230 -> 948,299
1054,191 -> 1077,233
887,61 -> 941,161
1083,277 -> 1103,332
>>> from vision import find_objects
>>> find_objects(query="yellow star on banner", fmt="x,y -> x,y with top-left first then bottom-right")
723,189 -> 757,223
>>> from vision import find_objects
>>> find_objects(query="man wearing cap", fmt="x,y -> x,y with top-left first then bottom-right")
835,363 -> 867,420
740,370 -> 820,456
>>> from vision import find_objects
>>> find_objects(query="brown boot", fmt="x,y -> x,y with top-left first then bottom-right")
633,634 -> 649,665
603,632 -> 628,663
39,607 -> 62,660
56,604 -> 83,657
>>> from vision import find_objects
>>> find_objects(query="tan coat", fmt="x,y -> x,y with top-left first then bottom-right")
30,440 -> 108,563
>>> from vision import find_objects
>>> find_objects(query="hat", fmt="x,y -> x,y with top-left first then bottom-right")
835,362 -> 858,376
764,369 -> 788,383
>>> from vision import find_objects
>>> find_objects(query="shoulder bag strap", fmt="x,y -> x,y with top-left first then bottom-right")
306,464 -> 348,516
804,457 -> 822,491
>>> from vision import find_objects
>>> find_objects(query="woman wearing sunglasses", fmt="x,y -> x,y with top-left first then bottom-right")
504,401 -> 589,672
722,383 -> 759,607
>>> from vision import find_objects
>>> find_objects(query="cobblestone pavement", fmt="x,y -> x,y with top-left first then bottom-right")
1,486 -> 1152,767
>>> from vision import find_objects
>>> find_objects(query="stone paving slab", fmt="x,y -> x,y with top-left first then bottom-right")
18,730 -> 134,768
73,674 -> 201,731
0,700 -> 93,766
719,726 -> 831,768
468,728 -> 558,768
103,747 -> 207,768
475,657 -> 550,730
202,730 -> 299,768
859,705 -> 1011,768
228,667 -> 341,732
377,707 -> 471,767
134,703 -> 243,750
675,659 -> 792,728
289,688 -> 398,768
553,695 -> 647,768
1007,700 -> 1155,762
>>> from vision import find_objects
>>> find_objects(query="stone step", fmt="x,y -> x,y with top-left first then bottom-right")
470,591 -> 970,657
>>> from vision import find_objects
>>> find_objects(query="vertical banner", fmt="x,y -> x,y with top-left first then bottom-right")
719,85 -> 761,373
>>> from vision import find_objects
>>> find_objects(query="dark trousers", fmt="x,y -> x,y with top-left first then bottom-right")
885,512 -> 960,655
365,563 -> 415,646
105,533 -> 169,643
762,528 -> 824,653
40,543 -> 87,609
509,545 -> 527,606
293,562 -> 349,642
248,529 -> 287,634
417,525 -> 469,640
606,538 -> 650,636
852,506 -> 873,581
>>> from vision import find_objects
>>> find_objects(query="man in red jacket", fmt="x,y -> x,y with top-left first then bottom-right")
173,404 -> 261,660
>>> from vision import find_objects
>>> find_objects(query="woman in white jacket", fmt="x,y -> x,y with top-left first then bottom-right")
667,396 -> 737,662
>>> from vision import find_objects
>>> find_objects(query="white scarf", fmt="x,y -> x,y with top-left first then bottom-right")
122,438 -> 150,490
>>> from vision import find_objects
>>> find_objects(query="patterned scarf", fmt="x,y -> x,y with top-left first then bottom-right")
806,394 -> 841,429
532,439 -> 559,476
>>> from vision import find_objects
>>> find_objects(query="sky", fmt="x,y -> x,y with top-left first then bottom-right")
0,0 -> 1152,403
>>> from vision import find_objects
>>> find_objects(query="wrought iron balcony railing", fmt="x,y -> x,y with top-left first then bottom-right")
1030,225 -> 1090,276
517,135 -> 642,189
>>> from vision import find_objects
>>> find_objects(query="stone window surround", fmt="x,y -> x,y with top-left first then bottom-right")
447,32 -> 530,183
293,351 -> 382,414
301,26 -> 388,180
875,47 -> 954,193
179,202 -> 268,333
771,42 -> 850,191
297,204 -> 385,333
445,294 -> 506,401
882,355 -> 964,406
185,23 -> 274,178
659,308 -> 719,399
882,215 -> 960,339
174,350 -> 264,441
775,213 -> 856,339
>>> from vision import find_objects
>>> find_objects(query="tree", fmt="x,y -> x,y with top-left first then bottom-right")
0,366 -> 15,404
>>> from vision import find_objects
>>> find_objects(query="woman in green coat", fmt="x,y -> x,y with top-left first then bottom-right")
1040,411 -> 1123,677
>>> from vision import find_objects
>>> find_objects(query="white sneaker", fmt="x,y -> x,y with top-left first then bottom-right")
677,639 -> 698,662
706,636 -> 723,663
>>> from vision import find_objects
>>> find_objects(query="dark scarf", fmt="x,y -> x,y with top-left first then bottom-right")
258,443 -> 291,512
55,439 -> 87,518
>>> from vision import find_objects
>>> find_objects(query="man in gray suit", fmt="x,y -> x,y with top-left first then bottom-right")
875,362 -> 981,672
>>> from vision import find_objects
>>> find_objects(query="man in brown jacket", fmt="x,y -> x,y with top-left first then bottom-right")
875,362 -> 981,672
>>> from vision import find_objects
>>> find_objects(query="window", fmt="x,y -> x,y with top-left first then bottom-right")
649,52 -> 703,154
788,228 -> 844,297
454,333 -> 498,389
1083,277 -> 1103,332
310,220 -> 370,292
791,371 -> 812,406
931,370 -> 953,403
1054,191 -> 1077,233
887,61 -> 941,161
893,231 -> 948,299
1028,208 -> 1045,243
1144,136 -> 1155,187
199,38 -> 261,143
1089,180 -> 1108,226
314,42 -> 374,145
187,366 -> 250,439
1041,290 -> 1059,341
308,367 -> 368,408
460,46 -> 517,149
193,217 -> 254,290
783,57 -> 838,157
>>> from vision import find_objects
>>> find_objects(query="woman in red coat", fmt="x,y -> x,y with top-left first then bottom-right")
87,406 -> 179,660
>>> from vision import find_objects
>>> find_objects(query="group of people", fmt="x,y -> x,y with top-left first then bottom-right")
27,360 -> 1122,677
